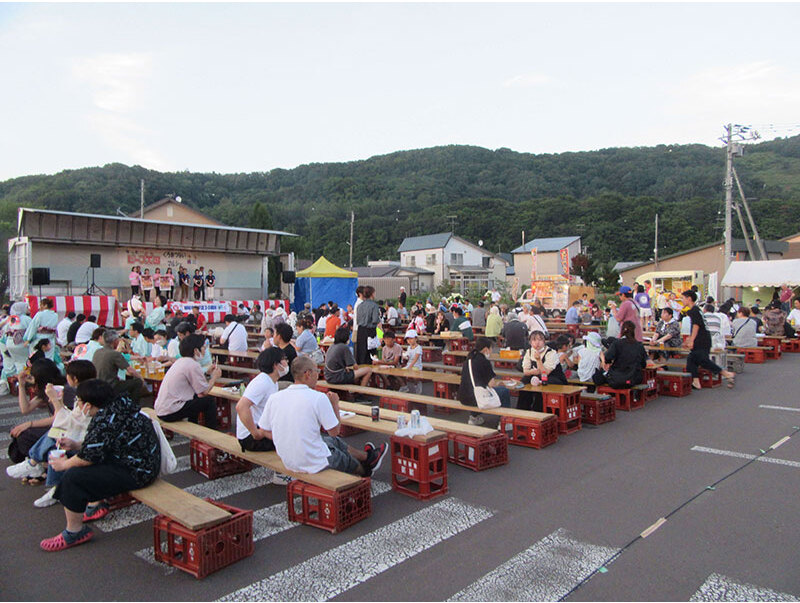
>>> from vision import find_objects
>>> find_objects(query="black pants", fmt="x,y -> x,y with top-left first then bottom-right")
143,289 -> 151,302
517,391 -> 543,412
238,435 -> 275,452
686,348 -> 722,378
158,394 -> 218,430
355,327 -> 375,365
55,464 -> 140,513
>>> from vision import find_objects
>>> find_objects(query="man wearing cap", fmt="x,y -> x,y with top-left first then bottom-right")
614,286 -> 643,342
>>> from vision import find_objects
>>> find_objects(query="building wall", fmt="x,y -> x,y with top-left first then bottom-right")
28,242 -> 266,299
620,244 -> 726,287
513,251 -> 561,288
357,276 -> 410,303
143,203 -> 220,226
400,239 -> 505,289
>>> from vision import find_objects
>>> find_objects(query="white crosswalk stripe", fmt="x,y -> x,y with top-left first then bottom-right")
135,480 -> 394,574
691,446 -> 800,469
448,528 -> 618,602
217,497 -> 494,602
690,573 -> 799,601
0,413 -> 49,427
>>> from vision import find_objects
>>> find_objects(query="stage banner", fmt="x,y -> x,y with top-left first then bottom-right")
143,299 -> 290,324
27,296 -> 121,328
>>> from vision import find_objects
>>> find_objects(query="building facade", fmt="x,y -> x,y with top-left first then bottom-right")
511,236 -> 582,288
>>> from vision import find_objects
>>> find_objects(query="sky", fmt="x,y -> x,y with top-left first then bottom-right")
2,2 -> 800,181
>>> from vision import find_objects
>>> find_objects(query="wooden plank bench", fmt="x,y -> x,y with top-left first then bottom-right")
208,389 -> 450,500
443,349 -> 521,369
316,382 -> 559,450
143,405 -> 371,534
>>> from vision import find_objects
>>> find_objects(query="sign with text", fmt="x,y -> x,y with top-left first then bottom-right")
126,248 -> 200,269
560,248 -> 570,277
530,247 -> 538,283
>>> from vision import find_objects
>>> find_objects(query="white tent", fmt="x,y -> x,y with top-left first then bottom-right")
721,259 -> 800,287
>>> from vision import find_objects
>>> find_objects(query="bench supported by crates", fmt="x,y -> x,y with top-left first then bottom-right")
190,440 -> 254,479
642,367 -> 658,402
199,397 -> 233,433
144,405 -> 370,533
421,347 -> 443,363
656,370 -> 692,397
579,392 -> 615,425
759,336 -> 782,360
321,381 -> 559,450
781,338 -> 800,353
443,352 -> 464,366
597,385 -> 645,411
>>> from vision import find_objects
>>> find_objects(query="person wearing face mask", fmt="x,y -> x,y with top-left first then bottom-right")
154,334 -> 222,429
235,347 -> 283,455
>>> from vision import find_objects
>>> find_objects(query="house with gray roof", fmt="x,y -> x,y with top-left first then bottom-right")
510,236 -> 582,287
397,232 -> 508,294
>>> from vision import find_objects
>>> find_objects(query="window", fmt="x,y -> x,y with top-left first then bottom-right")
406,255 -> 416,267
426,254 -> 436,265
450,253 -> 463,266
482,256 -> 491,268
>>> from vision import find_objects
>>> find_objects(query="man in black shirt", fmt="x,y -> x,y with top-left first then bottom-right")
273,323 -> 297,382
682,290 -> 735,389
66,314 -> 86,346
501,312 -> 528,350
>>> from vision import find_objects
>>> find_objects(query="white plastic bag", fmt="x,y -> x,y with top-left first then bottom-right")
142,411 -> 178,475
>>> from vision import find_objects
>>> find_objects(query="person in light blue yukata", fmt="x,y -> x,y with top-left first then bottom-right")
145,295 -> 167,331
564,300 -> 581,325
24,298 -> 63,372
128,322 -> 150,358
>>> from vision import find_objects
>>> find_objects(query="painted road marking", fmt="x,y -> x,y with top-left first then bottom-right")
217,498 -> 495,602
691,446 -> 800,469
135,480 -> 394,574
448,528 -> 618,602
690,573 -> 799,601
96,467 -> 276,532
0,413 -> 49,427
759,405 -> 800,413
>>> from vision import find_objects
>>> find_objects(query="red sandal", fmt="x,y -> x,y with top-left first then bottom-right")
40,528 -> 93,552
82,502 -> 109,522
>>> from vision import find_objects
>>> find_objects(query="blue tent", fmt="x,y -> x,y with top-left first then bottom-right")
293,256 -> 358,313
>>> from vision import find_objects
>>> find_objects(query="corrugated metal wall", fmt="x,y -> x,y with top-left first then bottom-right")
357,276 -> 410,302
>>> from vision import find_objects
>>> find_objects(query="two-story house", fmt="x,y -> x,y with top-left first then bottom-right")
397,232 -> 509,294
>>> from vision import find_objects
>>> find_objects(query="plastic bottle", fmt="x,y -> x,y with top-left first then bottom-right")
410,409 -> 420,429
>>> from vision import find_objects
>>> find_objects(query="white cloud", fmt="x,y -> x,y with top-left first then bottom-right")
72,53 -> 153,113
502,73 -> 553,88
666,61 -> 800,123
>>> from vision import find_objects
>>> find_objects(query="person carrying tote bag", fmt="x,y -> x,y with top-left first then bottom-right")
457,337 -> 511,426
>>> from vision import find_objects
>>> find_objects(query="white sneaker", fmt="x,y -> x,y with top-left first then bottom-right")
271,472 -> 294,486
6,458 -> 45,479
34,486 -> 58,508
467,415 -> 485,426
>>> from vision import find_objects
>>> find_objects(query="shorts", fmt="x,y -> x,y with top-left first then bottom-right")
322,434 -> 361,475
327,370 -> 355,385
640,308 -> 653,317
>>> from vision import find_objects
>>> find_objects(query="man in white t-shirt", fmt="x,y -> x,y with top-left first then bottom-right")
258,356 -> 387,476
74,315 -> 99,344
56,312 -> 75,347
220,314 -> 248,352
236,347 -> 286,452
787,298 -> 800,328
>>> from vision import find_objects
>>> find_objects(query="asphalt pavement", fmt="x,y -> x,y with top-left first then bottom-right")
1,352 -> 799,601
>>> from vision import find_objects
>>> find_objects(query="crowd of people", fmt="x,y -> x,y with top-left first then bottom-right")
1,278 -> 797,552
128,265 -> 217,302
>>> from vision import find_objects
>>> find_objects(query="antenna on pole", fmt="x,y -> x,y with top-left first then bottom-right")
348,211 -> 354,269
445,215 -> 458,233
140,179 -> 145,219
654,213 -> 659,270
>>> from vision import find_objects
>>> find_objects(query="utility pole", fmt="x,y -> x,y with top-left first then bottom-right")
732,167 -> 768,260
348,211 -> 354,269
140,179 -> 145,219
654,213 -> 659,270
446,215 -> 458,233
723,124 -> 734,299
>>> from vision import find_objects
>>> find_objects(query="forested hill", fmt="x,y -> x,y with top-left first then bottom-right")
2,135 -> 800,276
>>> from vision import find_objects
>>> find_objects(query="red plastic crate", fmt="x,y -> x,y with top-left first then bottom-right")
422,347 -> 443,363
434,381 -> 458,400
597,386 -> 644,411
379,396 -> 426,415
542,391 -> 582,434
656,371 -> 692,397
643,367 -> 658,401
153,499 -> 253,579
197,398 -> 232,432
190,440 -> 254,480
443,353 -> 462,366
499,415 -> 558,449
781,339 -> 800,353
698,368 -> 722,388
287,478 -> 372,533
391,434 -> 448,500
7,375 -> 19,396
580,394 -> 615,425
447,432 -> 508,471
106,492 -> 139,511
741,347 -> 766,363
